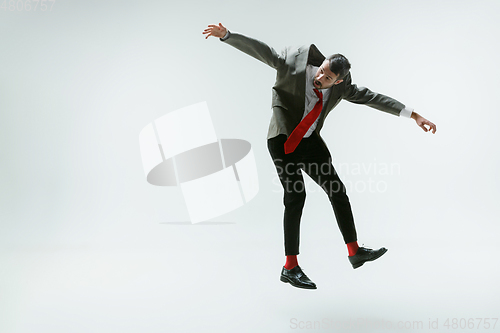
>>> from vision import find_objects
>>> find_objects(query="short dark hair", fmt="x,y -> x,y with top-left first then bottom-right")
326,54 -> 351,80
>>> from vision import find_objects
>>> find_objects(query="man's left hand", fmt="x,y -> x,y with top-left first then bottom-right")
411,112 -> 437,134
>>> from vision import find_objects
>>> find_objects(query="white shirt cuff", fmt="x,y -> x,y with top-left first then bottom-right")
399,106 -> 413,118
220,30 -> 230,41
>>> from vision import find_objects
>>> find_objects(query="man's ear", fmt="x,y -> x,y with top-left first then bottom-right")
334,79 -> 343,85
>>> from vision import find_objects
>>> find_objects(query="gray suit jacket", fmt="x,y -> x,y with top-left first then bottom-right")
221,32 -> 406,140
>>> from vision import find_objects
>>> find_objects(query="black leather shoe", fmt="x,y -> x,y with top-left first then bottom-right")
280,265 -> 317,289
348,246 -> 388,269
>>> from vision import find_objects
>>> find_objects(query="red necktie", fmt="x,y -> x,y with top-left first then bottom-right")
284,88 -> 323,154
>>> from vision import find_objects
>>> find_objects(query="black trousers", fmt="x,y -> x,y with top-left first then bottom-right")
267,132 -> 357,255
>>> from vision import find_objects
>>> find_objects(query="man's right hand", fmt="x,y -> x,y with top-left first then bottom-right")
203,23 -> 228,39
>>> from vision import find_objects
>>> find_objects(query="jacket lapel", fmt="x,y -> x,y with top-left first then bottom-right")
292,44 -> 327,115
293,44 -> 325,74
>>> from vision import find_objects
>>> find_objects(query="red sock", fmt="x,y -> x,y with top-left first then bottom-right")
347,241 -> 359,256
284,255 -> 298,270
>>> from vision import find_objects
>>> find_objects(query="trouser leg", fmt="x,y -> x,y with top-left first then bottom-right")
301,158 -> 358,243
268,135 -> 306,255
298,133 -> 358,244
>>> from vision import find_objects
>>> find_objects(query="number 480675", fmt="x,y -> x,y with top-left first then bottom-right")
443,318 -> 498,330
1,0 -> 56,11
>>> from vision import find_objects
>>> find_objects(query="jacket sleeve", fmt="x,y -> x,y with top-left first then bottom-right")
341,73 -> 405,116
221,31 -> 286,70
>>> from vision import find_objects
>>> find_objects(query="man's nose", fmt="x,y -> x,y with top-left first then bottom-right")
318,74 -> 324,80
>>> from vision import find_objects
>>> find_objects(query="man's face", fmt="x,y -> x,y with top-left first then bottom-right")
313,60 -> 344,89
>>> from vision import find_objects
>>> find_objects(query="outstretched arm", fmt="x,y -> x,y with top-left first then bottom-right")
343,75 -> 437,134
342,75 -> 406,116
202,23 -> 285,69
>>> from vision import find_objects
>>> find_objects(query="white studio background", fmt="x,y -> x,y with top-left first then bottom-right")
1,0 -> 499,332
